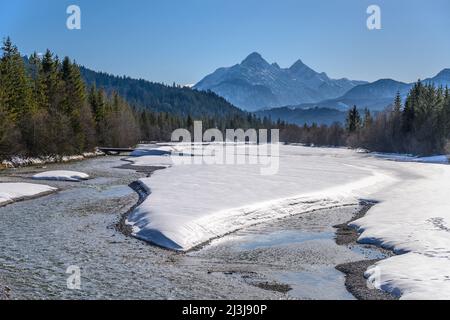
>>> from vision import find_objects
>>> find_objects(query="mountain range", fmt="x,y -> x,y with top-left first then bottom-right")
194,52 -> 366,111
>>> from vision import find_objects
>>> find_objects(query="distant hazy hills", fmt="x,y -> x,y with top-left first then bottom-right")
195,53 -> 450,125
256,107 -> 346,126
291,79 -> 411,113
194,52 -> 366,111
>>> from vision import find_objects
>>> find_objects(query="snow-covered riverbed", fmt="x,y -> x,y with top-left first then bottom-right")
126,143 -> 450,299
0,156 -> 378,300
1,144 -> 449,299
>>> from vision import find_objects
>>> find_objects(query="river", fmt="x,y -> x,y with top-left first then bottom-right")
0,156 -> 387,299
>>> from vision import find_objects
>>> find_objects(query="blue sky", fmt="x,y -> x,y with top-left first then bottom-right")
1,0 -> 449,85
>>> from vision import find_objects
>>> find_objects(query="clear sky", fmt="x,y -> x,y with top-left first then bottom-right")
1,0 -> 449,85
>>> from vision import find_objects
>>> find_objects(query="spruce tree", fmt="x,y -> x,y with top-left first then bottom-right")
393,91 -> 402,114
402,94 -> 415,133
0,37 -> 34,121
346,105 -> 361,133
60,56 -> 91,152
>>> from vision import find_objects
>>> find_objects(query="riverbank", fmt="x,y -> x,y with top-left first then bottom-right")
0,151 -> 105,170
335,201 -> 398,300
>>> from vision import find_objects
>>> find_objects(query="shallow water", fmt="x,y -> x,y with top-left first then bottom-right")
0,157 -> 385,299
239,230 -> 335,251
274,269 -> 352,300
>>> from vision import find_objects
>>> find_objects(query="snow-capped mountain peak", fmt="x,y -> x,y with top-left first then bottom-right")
194,53 -> 366,111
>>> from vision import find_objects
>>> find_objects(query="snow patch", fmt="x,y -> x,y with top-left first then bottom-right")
32,170 -> 90,182
0,183 -> 56,206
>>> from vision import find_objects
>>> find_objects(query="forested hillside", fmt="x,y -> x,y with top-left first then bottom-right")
79,66 -> 245,118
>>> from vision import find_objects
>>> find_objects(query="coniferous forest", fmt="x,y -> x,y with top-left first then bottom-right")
348,84 -> 450,155
1,37 -> 450,160
278,84 -> 450,155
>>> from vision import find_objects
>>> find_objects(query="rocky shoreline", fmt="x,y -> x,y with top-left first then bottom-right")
0,151 -> 105,170
334,201 -> 398,300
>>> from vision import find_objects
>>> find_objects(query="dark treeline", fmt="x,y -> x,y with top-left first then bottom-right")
279,83 -> 450,155
0,38 -> 271,159
279,122 -> 346,146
